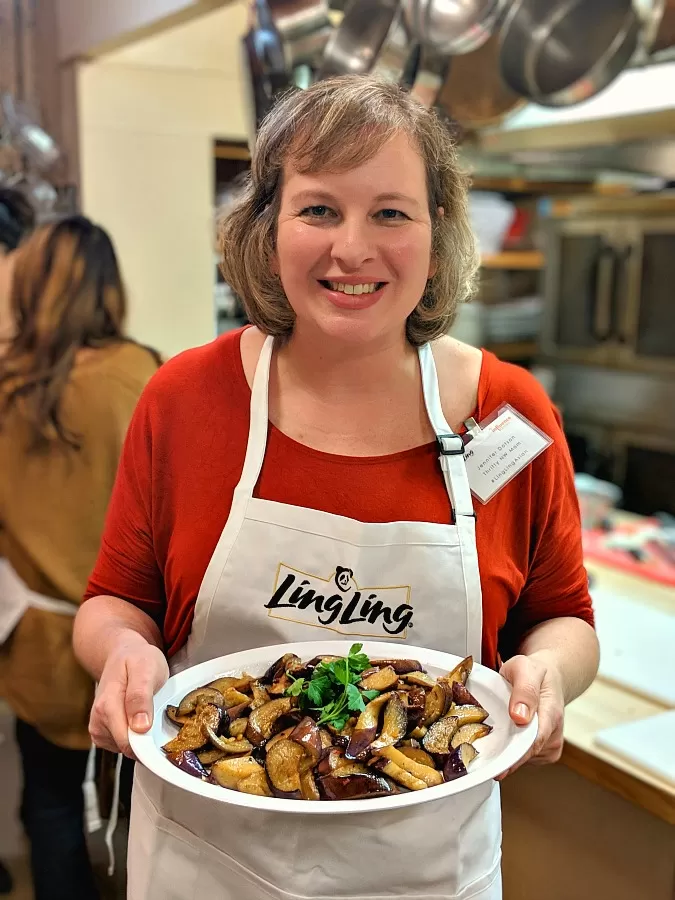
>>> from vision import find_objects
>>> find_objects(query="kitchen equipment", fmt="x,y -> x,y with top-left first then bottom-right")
0,93 -> 60,171
269,0 -> 333,68
241,1 -> 291,145
129,640 -> 537,813
594,711 -> 675,786
410,43 -> 449,108
403,0 -> 501,56
575,473 -> 622,530
591,586 -> 675,707
640,0 -> 675,57
319,0 -> 414,82
499,0 -> 641,107
436,33 -> 525,129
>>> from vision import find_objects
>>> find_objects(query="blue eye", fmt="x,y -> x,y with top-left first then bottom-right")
301,205 -> 331,218
377,209 -> 407,220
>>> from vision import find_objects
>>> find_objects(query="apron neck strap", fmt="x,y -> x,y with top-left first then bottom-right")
418,342 -> 475,519
240,335 -> 475,520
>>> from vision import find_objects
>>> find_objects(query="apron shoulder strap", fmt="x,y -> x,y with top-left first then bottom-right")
418,342 -> 475,519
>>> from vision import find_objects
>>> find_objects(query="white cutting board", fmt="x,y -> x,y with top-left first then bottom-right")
591,586 -> 675,707
595,711 -> 675,786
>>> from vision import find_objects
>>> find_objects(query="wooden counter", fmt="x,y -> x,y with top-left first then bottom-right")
561,560 -> 675,825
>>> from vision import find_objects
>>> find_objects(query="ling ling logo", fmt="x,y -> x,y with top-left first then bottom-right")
264,563 -> 413,639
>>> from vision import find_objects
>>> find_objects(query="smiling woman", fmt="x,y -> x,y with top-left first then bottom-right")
75,75 -> 598,900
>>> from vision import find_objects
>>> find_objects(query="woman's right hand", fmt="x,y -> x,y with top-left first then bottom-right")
89,631 -> 169,758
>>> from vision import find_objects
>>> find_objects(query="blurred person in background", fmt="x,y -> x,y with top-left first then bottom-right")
0,215 -> 161,900
0,185 -> 35,896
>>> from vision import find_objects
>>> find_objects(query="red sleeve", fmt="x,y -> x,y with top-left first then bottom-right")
84,379 -> 166,621
500,400 -> 594,657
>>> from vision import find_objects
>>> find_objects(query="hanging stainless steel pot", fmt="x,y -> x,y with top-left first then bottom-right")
403,0 -> 502,56
319,0 -> 415,83
269,0 -> 333,69
499,0 -> 641,108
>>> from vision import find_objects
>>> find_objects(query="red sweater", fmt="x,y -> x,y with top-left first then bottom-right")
85,328 -> 593,667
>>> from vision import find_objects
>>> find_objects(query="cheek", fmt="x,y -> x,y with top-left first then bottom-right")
385,231 -> 433,277
276,223 -> 326,279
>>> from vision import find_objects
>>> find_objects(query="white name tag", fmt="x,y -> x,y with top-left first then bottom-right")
463,405 -> 552,503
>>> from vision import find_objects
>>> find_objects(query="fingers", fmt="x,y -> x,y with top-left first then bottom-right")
501,655 -> 546,726
124,654 -> 160,733
90,681 -> 136,758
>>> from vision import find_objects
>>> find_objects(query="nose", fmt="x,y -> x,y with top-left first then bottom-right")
330,217 -> 375,271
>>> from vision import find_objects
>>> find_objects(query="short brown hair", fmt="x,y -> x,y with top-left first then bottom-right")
219,76 -> 478,346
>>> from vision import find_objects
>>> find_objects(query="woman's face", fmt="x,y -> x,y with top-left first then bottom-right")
274,132 -> 436,347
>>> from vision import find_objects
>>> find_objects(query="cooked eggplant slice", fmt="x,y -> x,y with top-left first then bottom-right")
219,688 -> 251,709
205,724 -> 254,755
238,769 -> 273,797
452,705 -> 489,727
421,684 -> 448,728
422,716 -> 459,756
250,682 -> 271,710
373,745 -> 443,787
368,659 -> 423,675
177,688 -> 224,717
222,701 -> 250,731
399,746 -> 436,769
289,716 -> 323,768
438,656 -> 473,689
345,692 -> 394,760
299,768 -> 321,801
451,681 -> 481,707
370,693 -> 408,752
260,653 -> 303,690
264,726 -> 295,751
197,748 -> 227,765
245,697 -> 294,746
317,748 -> 344,775
405,686 -> 427,732
207,675 -> 253,694
359,666 -> 398,692
320,772 -> 394,800
165,705 -> 192,727
162,703 -> 221,753
228,717 -> 248,738
444,743 -> 478,781
450,722 -> 492,749
265,738 -> 305,793
211,756 -> 265,790
373,759 -> 428,791
165,749 -> 209,779
402,671 -> 437,689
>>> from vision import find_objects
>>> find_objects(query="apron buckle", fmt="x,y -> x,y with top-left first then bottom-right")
437,433 -> 464,456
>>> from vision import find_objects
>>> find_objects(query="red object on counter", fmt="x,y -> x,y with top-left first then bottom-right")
583,521 -> 675,587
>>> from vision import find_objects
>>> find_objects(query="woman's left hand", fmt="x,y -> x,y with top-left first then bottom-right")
496,653 -> 566,780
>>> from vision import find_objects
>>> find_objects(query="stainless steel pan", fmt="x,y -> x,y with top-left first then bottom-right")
319,0 -> 414,82
499,0 -> 641,107
269,0 -> 333,68
403,0 -> 501,56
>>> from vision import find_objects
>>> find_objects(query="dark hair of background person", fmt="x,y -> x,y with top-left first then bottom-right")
0,186 -> 36,251
0,214 -> 162,450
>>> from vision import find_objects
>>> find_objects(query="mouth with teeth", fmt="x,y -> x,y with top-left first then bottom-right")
319,280 -> 386,295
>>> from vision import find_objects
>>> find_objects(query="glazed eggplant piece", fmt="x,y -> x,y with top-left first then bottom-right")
299,768 -> 321,801
228,717 -> 248,738
205,724 -> 254,755
421,684 -> 449,728
450,722 -> 492,750
238,769 -> 273,797
320,772 -> 394,800
399,746 -> 436,769
207,675 -> 253,694
177,688 -> 224,717
197,747 -> 228,765
260,654 -> 303,694
444,743 -> 478,781
373,745 -> 443,788
438,656 -> 473,689
250,681 -> 271,710
165,749 -> 209,779
422,716 -> 459,756
452,705 -> 489,727
245,697 -> 294,746
372,759 -> 428,791
163,703 -> 221,753
452,681 -> 481,708
265,738 -> 305,793
368,659 -> 422,675
165,705 -> 192,727
211,756 -> 265,790
370,693 -> 408,753
289,716 -> 323,768
345,692 -> 394,760
405,686 -> 427,732
402,671 -> 437,689
358,666 -> 399,692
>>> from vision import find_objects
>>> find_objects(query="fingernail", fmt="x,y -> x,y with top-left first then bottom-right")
131,713 -> 150,731
514,703 -> 529,719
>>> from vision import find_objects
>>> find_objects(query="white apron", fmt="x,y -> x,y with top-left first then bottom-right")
128,336 -> 502,900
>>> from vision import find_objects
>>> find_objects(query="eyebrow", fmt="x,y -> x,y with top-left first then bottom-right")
289,189 -> 422,208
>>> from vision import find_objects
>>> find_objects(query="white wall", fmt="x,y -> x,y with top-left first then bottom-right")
77,3 -> 248,359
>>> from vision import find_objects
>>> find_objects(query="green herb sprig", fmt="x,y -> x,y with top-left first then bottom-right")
286,643 -> 380,732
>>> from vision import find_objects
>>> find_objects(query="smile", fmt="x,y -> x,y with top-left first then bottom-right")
319,280 -> 386,295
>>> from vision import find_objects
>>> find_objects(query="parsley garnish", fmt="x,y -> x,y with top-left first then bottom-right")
286,643 -> 379,732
